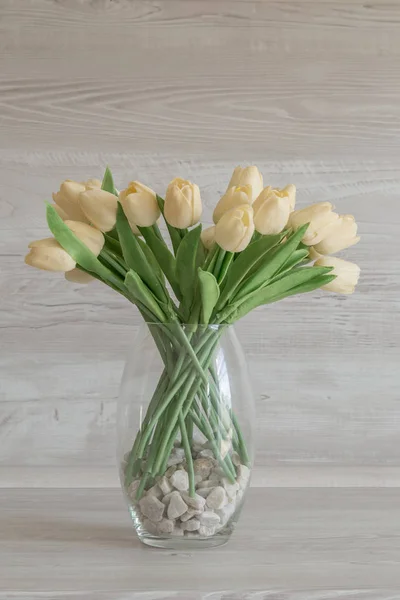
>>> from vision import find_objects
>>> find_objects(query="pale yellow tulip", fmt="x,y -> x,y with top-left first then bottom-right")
253,188 -> 290,235
200,225 -> 216,250
64,220 -> 105,256
215,204 -> 254,252
79,189 -> 118,232
213,185 -> 252,224
119,181 -> 160,228
227,166 -> 263,202
25,238 -> 76,272
65,269 -> 95,284
313,214 -> 360,255
164,178 -> 202,228
288,202 -> 339,246
315,256 -> 360,294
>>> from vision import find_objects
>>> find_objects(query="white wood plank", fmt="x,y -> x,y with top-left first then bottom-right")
1,488 -> 400,593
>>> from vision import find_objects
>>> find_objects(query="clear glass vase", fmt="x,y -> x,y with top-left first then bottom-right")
117,322 -> 255,549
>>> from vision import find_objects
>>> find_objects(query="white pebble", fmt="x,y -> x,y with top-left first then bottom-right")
143,518 -> 158,535
199,511 -> 220,527
167,447 -> 185,466
181,492 -> 206,511
215,502 -> 236,526
206,486 -> 228,510
165,465 -> 177,478
146,484 -> 162,500
198,449 -> 214,459
158,476 -> 173,495
196,488 -> 212,499
161,491 -> 175,505
157,518 -> 175,534
167,491 -> 188,520
199,525 -> 216,537
180,507 -> 202,522
139,495 -> 165,522
182,518 -> 200,532
170,469 -> 189,491
231,452 -> 241,466
221,477 -> 239,500
194,474 -> 203,485
193,458 -> 213,479
237,464 -> 251,489
169,527 -> 184,536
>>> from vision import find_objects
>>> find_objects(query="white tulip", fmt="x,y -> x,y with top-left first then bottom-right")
164,178 -> 202,229
313,214 -> 360,255
288,202 -> 339,246
119,181 -> 160,228
227,166 -> 263,202
52,180 -> 88,223
215,204 -> 255,253
315,256 -> 360,294
79,189 -> 118,232
271,184 -> 296,211
253,188 -> 291,235
65,269 -> 95,284
25,238 -> 76,272
200,225 -> 216,250
64,220 -> 105,256
213,185 -> 252,224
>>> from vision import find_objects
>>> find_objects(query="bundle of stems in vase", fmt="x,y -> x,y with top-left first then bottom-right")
25,166 -> 360,499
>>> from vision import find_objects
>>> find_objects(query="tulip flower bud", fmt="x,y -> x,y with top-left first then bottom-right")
119,181 -> 160,228
83,178 -> 102,190
253,188 -> 291,235
52,180 -> 89,223
25,238 -> 76,272
288,202 -> 339,246
65,269 -> 95,284
51,203 -> 70,221
315,256 -> 360,294
313,214 -> 360,255
215,204 -> 255,253
200,225 -> 216,250
79,189 -> 118,232
213,185 -> 252,224
227,166 -> 263,202
164,178 -> 202,229
64,220 -> 105,256
272,184 -> 296,211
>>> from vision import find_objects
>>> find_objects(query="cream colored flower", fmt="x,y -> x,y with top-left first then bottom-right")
315,256 -> 360,294
25,238 -> 76,272
215,204 -> 254,252
213,185 -> 252,224
119,181 -> 160,228
313,214 -> 360,255
52,180 -> 88,223
79,189 -> 118,232
253,188 -> 291,235
82,178 -> 102,190
227,166 -> 263,202
271,184 -> 296,211
65,269 -> 95,284
288,202 -> 339,246
200,225 -> 216,250
64,220 -> 105,256
164,178 -> 202,228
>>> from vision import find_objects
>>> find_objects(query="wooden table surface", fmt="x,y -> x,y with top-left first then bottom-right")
1,487 -> 400,597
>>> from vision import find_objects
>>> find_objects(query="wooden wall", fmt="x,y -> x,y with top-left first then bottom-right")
1,0 -> 399,487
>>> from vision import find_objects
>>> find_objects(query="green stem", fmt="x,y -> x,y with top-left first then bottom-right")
179,414 -> 195,497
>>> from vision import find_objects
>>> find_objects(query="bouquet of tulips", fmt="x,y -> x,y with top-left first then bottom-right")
26,165 -> 360,501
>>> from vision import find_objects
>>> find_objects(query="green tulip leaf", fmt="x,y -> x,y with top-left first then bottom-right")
46,203 -> 125,292
276,248 -> 310,276
125,270 -> 166,322
232,224 -> 309,302
224,266 -> 334,323
176,225 -> 202,313
217,232 -> 286,308
198,269 -> 220,324
101,166 -> 118,196
116,203 -> 167,303
138,225 -> 181,301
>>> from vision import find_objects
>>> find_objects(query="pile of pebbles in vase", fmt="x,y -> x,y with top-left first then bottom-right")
124,443 -> 250,538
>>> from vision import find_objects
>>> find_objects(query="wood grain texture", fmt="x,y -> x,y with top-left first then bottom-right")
0,0 -> 399,488
1,488 -> 400,594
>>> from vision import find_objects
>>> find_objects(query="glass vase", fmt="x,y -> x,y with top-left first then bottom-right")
117,322 -> 255,549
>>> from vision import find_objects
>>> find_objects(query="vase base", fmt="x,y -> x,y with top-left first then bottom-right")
139,534 -> 230,550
